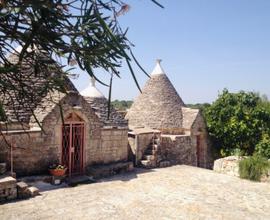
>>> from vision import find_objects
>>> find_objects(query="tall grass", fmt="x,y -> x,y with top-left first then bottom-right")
239,155 -> 270,181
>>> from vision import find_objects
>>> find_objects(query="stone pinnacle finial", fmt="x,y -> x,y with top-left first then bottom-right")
91,77 -> 96,87
151,59 -> 165,76
80,77 -> 105,98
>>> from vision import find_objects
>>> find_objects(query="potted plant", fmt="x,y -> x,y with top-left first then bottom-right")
49,164 -> 67,176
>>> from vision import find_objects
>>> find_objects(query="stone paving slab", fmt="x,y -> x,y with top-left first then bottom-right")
1,165 -> 270,220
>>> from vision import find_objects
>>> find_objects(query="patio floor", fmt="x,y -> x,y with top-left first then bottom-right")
1,165 -> 270,220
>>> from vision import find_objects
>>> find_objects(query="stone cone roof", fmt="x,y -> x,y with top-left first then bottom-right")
80,77 -> 127,127
126,60 -> 185,130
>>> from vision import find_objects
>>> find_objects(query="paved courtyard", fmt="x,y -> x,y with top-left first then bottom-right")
1,165 -> 270,220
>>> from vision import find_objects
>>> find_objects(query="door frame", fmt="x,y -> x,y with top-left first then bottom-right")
61,120 -> 85,177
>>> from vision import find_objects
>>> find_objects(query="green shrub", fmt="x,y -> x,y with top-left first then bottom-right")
239,155 -> 270,181
255,134 -> 270,159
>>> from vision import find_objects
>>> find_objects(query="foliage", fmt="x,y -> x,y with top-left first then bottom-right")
49,164 -> 66,170
255,134 -> 270,159
0,0 -> 162,124
239,155 -> 270,181
111,99 -> 133,111
204,89 -> 270,157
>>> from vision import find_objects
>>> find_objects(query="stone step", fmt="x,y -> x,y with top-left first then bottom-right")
26,186 -> 40,197
140,160 -> 157,169
143,155 -> 156,161
17,181 -> 28,191
140,160 -> 151,168
17,181 -> 30,199
159,160 -> 171,168
152,144 -> 159,150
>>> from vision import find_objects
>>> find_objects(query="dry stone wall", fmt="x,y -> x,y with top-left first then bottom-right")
214,156 -> 270,182
213,156 -> 241,177
87,128 -> 128,165
160,135 -> 197,166
0,130 -> 59,176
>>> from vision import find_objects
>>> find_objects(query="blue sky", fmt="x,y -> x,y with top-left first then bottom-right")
72,0 -> 270,104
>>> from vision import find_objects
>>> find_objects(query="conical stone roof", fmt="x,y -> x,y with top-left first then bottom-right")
126,60 -> 185,131
80,77 -> 127,127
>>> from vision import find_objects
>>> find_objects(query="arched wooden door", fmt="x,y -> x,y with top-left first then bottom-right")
61,113 -> 85,176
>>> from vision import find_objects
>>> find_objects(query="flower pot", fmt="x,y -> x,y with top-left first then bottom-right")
49,168 -> 67,176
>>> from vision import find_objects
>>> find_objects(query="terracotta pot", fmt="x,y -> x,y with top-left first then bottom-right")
49,168 -> 67,176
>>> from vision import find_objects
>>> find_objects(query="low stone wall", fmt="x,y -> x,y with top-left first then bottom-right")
0,127 -> 129,176
0,130 -> 59,176
214,156 -> 270,182
160,135 -> 196,166
213,156 -> 241,177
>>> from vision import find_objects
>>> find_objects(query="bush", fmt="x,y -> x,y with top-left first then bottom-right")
255,134 -> 270,159
239,155 -> 270,181
205,89 -> 270,157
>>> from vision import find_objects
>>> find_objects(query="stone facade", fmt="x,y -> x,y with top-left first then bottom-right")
0,93 -> 128,176
126,61 -> 212,169
160,135 -> 196,166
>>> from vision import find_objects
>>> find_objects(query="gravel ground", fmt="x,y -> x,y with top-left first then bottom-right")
1,165 -> 270,220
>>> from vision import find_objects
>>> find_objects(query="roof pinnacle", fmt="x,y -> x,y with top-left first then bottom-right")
151,58 -> 165,76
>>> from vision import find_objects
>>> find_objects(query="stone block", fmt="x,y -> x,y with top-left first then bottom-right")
0,176 -> 17,201
26,186 -> 40,197
0,176 -> 16,189
17,181 -> 28,190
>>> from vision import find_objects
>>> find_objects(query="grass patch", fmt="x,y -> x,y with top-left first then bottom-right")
239,155 -> 270,181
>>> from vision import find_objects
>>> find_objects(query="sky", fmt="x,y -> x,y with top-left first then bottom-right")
71,0 -> 270,104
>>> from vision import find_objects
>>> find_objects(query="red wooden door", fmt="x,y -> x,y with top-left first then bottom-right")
62,123 -> 84,176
